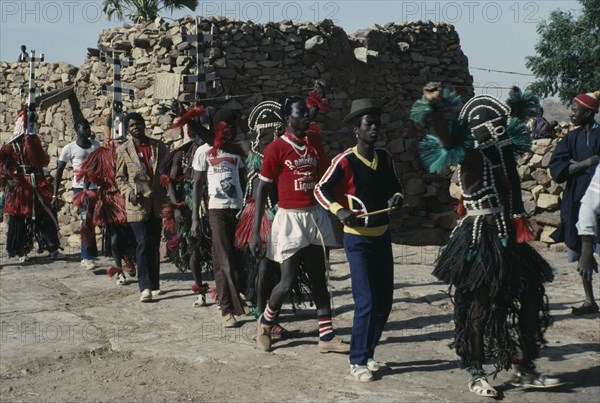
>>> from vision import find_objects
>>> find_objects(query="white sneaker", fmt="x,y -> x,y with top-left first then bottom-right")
151,289 -> 164,297
366,358 -> 388,372
81,259 -> 96,270
18,255 -> 30,263
140,289 -> 152,303
511,370 -> 562,388
193,294 -> 207,307
115,272 -> 127,285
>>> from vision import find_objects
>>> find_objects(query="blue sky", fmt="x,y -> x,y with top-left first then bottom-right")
0,1 -> 580,100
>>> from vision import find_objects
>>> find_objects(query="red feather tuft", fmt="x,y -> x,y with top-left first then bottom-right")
80,225 -> 95,247
0,144 -> 18,173
107,266 -> 123,278
122,254 -> 136,274
167,233 -> 183,251
161,201 -> 188,233
72,189 -> 97,208
209,121 -> 229,157
211,284 -> 219,303
453,196 -> 466,217
23,135 -> 50,168
512,216 -> 535,244
306,90 -> 330,112
234,200 -> 273,249
192,283 -> 210,295
77,146 -> 116,186
160,174 -> 171,188
172,106 -> 205,129
0,170 -> 13,187
92,185 -> 127,226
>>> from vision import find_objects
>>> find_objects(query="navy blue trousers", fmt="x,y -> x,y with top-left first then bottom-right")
130,215 -> 162,292
345,230 -> 394,365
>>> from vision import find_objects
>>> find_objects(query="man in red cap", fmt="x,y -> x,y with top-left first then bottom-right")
550,91 -> 600,315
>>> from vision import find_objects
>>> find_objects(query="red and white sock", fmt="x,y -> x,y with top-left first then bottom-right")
260,303 -> 278,328
318,315 -> 334,341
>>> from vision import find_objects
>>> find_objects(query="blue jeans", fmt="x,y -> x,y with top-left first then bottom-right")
344,230 -> 394,365
73,188 -> 98,260
130,216 -> 162,292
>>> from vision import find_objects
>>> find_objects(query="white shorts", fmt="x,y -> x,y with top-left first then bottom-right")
267,206 -> 338,263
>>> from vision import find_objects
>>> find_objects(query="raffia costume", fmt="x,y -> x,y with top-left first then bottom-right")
158,108 -> 214,301
411,89 -> 554,378
75,140 -> 137,276
1,108 -> 61,258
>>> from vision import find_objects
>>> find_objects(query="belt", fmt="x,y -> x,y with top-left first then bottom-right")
16,166 -> 43,175
466,206 -> 504,216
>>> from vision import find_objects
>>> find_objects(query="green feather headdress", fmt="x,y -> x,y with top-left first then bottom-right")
411,87 -> 538,173
410,88 -> 462,124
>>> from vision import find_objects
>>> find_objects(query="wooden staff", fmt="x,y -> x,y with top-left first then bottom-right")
356,206 -> 398,219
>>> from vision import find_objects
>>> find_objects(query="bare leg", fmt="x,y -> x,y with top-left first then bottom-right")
300,245 -> 331,317
582,277 -> 596,305
267,253 -> 301,310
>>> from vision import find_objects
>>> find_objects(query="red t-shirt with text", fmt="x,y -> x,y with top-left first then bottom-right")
259,131 -> 328,209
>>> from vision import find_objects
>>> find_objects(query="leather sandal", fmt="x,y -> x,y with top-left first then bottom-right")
572,302 -> 599,316
350,365 -> 373,382
468,376 -> 497,397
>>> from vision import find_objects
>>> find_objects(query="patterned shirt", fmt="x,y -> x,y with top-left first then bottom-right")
192,144 -> 245,210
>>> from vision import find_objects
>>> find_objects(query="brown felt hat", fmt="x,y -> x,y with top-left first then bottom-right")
343,99 -> 382,124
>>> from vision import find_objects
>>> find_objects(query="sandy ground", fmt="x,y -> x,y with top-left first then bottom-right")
0,245 -> 599,402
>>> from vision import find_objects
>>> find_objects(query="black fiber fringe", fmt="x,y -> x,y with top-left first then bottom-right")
434,218 -> 553,376
242,251 -> 314,311
102,224 -> 137,263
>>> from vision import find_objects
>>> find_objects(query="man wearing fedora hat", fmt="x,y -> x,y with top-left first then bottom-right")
315,99 -> 404,382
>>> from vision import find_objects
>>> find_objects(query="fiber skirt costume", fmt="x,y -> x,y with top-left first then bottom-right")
76,143 -> 137,273
1,125 -> 62,257
434,215 -> 553,373
161,178 -> 213,274
411,88 -> 555,376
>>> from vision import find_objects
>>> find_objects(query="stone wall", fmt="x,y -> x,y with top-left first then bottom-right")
3,16 -> 477,250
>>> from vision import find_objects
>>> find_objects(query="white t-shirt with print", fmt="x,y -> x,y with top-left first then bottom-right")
58,140 -> 101,189
192,144 -> 245,210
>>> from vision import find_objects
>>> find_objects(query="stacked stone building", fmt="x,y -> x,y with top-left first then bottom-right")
0,17 -> 564,252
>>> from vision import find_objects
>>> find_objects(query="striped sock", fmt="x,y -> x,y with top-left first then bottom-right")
260,303 -> 278,328
318,315 -> 335,341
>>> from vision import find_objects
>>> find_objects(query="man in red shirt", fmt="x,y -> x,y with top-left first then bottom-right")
250,96 -> 348,354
